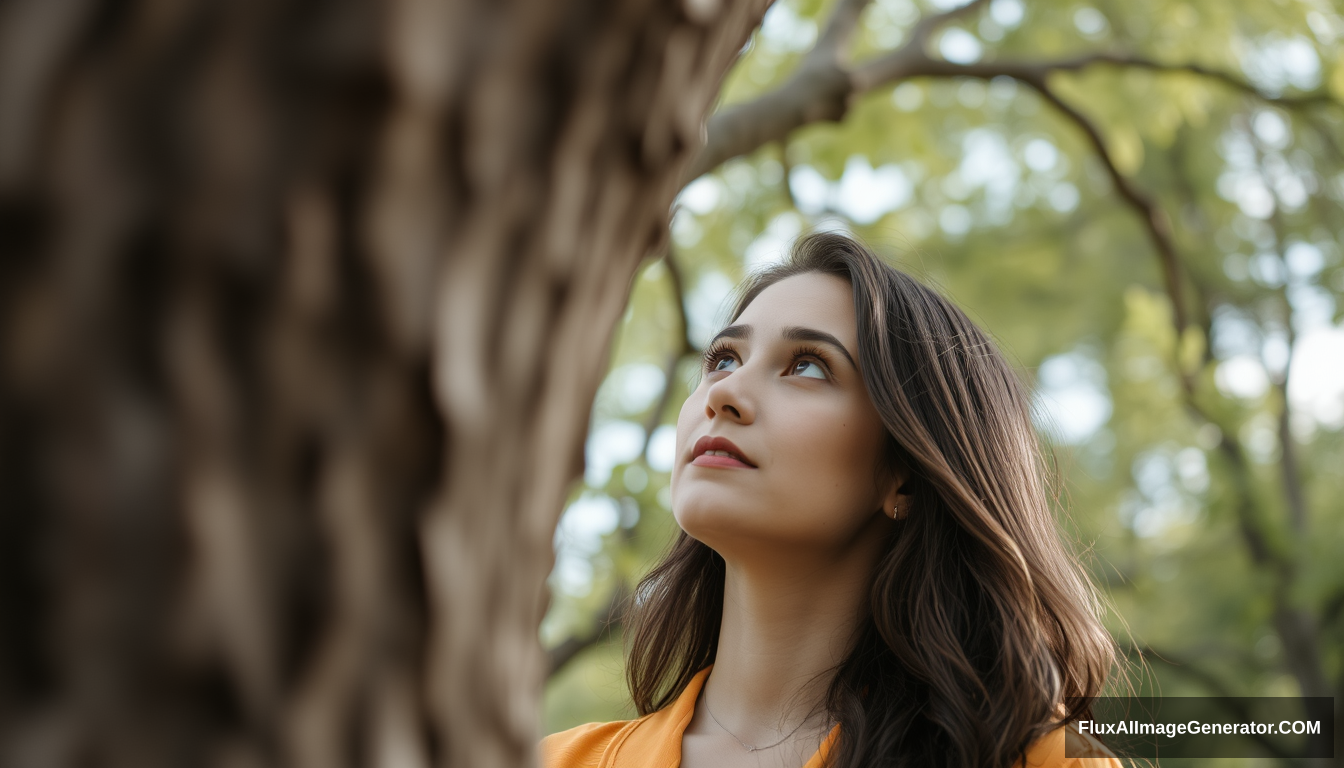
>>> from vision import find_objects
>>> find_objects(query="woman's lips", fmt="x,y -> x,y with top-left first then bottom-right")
690,436 -> 756,469
692,454 -> 753,469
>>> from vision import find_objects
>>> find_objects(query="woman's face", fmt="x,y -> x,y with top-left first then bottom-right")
672,272 -> 896,558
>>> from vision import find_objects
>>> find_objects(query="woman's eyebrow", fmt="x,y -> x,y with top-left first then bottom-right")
709,323 -> 857,370
711,324 -> 752,343
782,326 -> 857,370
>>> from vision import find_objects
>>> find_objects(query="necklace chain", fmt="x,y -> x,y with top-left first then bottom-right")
702,691 -> 810,753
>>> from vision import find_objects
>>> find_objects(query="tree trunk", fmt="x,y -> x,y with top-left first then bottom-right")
0,0 -> 767,765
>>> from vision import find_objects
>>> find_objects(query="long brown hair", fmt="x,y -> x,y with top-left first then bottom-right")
624,232 -> 1115,768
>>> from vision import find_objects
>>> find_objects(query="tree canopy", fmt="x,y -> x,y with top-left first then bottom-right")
542,0 -> 1344,749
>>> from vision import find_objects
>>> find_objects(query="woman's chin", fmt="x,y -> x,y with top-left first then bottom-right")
672,500 -> 770,544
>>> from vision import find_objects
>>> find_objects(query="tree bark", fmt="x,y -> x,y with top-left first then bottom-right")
0,0 -> 767,766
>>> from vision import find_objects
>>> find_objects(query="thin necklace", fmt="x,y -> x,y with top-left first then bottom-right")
702,691 -> 809,753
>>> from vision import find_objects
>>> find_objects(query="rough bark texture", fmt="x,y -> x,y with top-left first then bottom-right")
0,0 -> 768,766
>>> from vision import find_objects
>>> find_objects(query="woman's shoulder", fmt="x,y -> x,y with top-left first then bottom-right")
541,667 -> 712,767
538,701 -> 700,768
540,714 -> 670,768
1021,722 -> 1123,768
539,719 -> 631,767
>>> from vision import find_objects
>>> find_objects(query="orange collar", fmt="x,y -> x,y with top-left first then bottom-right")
541,666 -> 1096,768
601,666 -> 839,768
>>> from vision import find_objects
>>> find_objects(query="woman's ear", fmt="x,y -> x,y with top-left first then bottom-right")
882,469 -> 914,521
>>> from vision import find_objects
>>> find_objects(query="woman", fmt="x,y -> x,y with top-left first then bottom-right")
542,233 -> 1119,768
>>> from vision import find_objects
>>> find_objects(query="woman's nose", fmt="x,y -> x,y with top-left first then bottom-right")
703,370 -> 754,424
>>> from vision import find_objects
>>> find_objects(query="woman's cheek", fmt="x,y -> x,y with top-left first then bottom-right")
806,407 -> 883,508
786,407 -> 851,486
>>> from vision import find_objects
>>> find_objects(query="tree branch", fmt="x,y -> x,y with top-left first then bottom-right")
1066,54 -> 1336,108
802,0 -> 875,71
1154,171 -> 1285,573
640,247 -> 697,456
777,141 -> 799,209
689,0 -> 989,180
1249,133 -> 1311,535
1323,589 -> 1344,630
855,53 -> 1337,106
693,35 -> 1337,182
663,245 -> 696,356
906,0 -> 992,50
1021,78 -> 1191,343
690,60 -> 851,182
1173,327 -> 1333,700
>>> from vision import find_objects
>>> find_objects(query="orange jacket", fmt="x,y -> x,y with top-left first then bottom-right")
540,666 -> 1120,768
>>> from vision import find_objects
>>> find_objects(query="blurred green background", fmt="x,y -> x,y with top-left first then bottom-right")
539,0 -> 1344,760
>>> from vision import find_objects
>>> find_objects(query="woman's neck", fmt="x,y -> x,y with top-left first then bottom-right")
693,528 -> 887,746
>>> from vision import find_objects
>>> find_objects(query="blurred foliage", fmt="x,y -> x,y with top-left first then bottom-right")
540,0 -> 1344,752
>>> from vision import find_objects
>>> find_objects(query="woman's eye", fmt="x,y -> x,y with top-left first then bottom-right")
790,360 -> 826,379
713,356 -> 739,372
